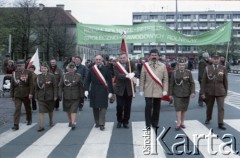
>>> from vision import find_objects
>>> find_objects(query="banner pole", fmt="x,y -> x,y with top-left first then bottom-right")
225,41 -> 230,67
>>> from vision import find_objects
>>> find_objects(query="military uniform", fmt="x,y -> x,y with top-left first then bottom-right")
113,61 -> 135,128
10,61 -> 33,130
201,64 -> 228,129
35,73 -> 57,112
169,69 -> 195,111
58,73 -> 84,113
49,65 -> 63,110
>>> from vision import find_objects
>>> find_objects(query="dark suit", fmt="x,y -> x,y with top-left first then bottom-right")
201,64 -> 228,126
113,61 -> 135,125
84,65 -> 113,126
198,59 -> 209,105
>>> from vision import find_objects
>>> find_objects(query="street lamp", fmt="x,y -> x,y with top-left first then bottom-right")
175,0 -> 178,56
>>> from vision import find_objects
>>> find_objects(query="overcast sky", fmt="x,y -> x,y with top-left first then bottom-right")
8,0 -> 240,25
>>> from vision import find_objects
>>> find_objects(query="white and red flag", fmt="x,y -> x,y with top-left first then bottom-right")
120,32 -> 128,55
27,48 -> 41,74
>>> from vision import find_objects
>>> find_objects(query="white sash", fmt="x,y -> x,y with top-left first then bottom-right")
143,62 -> 163,88
92,65 -> 108,89
115,62 -> 128,75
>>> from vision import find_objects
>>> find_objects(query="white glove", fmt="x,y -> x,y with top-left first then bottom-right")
139,92 -> 144,96
128,72 -> 135,79
84,91 -> 89,97
125,73 -> 130,78
163,91 -> 167,96
108,93 -> 113,99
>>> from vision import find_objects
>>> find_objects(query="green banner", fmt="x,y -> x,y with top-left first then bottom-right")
77,21 -> 232,45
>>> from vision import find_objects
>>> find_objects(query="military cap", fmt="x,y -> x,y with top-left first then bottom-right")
211,53 -> 220,58
178,58 -> 186,63
16,59 -> 25,65
5,54 -> 10,57
67,62 -> 76,69
29,65 -> 36,70
41,62 -> 49,69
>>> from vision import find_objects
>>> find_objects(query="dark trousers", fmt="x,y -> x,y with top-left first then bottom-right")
206,95 -> 225,125
116,90 -> 133,124
14,97 -> 32,125
31,95 -> 37,110
145,98 -> 161,127
55,99 -> 60,109
93,108 -> 106,126
198,81 -> 204,105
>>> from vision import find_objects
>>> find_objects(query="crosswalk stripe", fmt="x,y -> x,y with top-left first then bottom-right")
183,120 -> 239,157
0,123 -> 36,148
76,122 -> 114,158
224,119 -> 240,132
132,122 -> 166,158
16,123 -> 70,158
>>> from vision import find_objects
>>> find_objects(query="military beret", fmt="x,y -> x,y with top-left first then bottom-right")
16,59 -> 25,65
67,62 -> 76,69
178,58 -> 186,64
41,62 -> 49,69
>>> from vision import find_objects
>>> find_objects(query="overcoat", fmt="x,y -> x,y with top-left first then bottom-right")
84,65 -> 113,108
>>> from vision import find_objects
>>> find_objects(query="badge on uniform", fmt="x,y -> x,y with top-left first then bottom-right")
20,74 -> 28,82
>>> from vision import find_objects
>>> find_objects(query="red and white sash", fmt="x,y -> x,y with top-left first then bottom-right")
115,62 -> 128,75
92,65 -> 108,90
143,62 -> 163,88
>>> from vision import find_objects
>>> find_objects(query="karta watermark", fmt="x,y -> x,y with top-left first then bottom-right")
142,127 -> 239,155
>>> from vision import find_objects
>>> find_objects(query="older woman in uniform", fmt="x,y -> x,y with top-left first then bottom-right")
58,62 -> 84,130
169,58 -> 195,130
35,63 -> 57,132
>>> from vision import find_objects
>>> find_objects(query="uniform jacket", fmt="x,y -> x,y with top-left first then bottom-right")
139,60 -> 168,98
58,73 -> 84,100
84,65 -> 113,108
35,73 -> 57,101
169,69 -> 195,97
201,64 -> 228,96
113,61 -> 136,96
49,66 -> 63,84
10,69 -> 33,98
198,59 -> 209,82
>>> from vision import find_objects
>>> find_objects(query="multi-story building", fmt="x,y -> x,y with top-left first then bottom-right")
132,11 -> 240,58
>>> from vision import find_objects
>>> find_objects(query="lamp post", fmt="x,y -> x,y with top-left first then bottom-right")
175,0 -> 178,56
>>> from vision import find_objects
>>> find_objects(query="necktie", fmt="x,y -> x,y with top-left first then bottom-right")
153,62 -> 156,68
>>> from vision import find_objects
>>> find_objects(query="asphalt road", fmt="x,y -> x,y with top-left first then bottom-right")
0,72 -> 240,158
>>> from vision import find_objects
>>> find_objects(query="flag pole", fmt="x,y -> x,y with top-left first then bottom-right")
122,32 -> 135,96
225,41 -> 230,67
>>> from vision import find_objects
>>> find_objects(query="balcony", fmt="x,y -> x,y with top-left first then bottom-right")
233,34 -> 240,37
233,26 -> 240,29
233,18 -> 240,22
143,43 -> 149,45
166,50 -> 175,53
133,19 -> 142,23
166,19 -> 175,22
199,26 -> 208,30
149,19 -> 158,22
143,20 -> 149,22
199,19 -> 208,22
216,18 -> 225,22
182,26 -> 191,30
182,19 -> 191,22
192,26 -> 199,30
133,50 -> 142,54
150,42 -> 158,45
133,43 -> 142,45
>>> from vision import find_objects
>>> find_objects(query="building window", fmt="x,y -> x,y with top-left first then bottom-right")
192,22 -> 198,27
216,14 -> 224,19
182,22 -> 191,27
233,14 -> 240,19
142,15 -> 148,20
199,14 -> 207,19
159,15 -> 165,20
134,46 -> 141,51
192,14 -> 198,19
199,22 -> 208,27
182,30 -> 191,35
226,14 -> 231,19
166,46 -> 174,50
182,46 -> 191,51
166,15 -> 175,19
209,14 -> 215,19
182,14 -> 191,19
133,15 -> 141,20
209,22 -> 215,27
150,15 -> 158,20
166,23 -> 175,27
192,31 -> 198,35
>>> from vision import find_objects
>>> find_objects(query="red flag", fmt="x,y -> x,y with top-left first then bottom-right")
121,38 -> 128,54
27,48 -> 41,74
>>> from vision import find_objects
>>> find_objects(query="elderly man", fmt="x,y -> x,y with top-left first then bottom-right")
139,49 -> 168,129
84,55 -> 114,131
201,53 -> 228,130
10,59 -> 33,130
198,52 -> 210,107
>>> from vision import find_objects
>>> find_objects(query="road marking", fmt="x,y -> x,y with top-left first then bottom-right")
183,120 -> 239,157
17,123 -> 70,158
224,119 -> 240,132
0,123 -> 36,148
132,122 -> 166,158
76,122 -> 113,158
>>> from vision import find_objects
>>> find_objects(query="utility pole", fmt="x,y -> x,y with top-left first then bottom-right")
175,0 -> 178,56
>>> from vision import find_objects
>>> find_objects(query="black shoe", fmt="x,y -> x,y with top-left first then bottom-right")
49,121 -> 54,127
12,125 -> 19,131
116,122 -> 121,128
95,124 -> 100,128
37,127 -> 45,132
100,125 -> 105,131
71,124 -> 76,130
205,120 -> 210,124
68,122 -> 72,127
123,124 -> 129,129
27,120 -> 32,125
218,125 -> 226,130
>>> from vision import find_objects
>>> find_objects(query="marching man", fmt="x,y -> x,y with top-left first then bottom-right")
139,49 -> 168,129
84,55 -> 114,131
